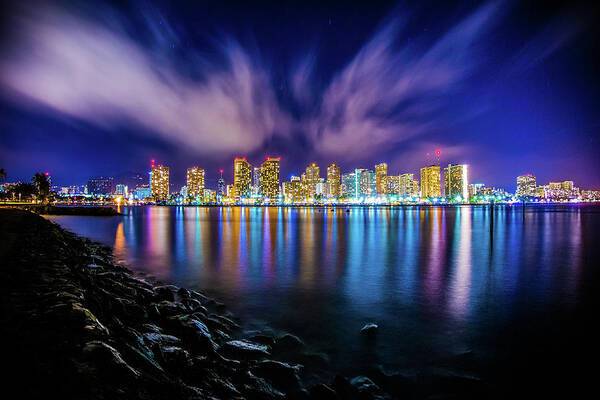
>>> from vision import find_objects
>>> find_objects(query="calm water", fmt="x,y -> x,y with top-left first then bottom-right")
47,205 -> 599,389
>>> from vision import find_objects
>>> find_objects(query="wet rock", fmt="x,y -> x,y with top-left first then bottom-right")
332,375 -> 358,399
252,360 -> 302,390
177,287 -> 191,299
154,300 -> 188,317
158,346 -> 192,372
221,339 -> 271,360
309,383 -> 338,400
248,334 -> 276,347
166,315 -> 217,353
143,332 -> 182,347
241,372 -> 286,399
273,333 -> 305,353
350,376 -> 389,399
154,285 -> 178,302
81,340 -> 140,380
360,323 -> 378,336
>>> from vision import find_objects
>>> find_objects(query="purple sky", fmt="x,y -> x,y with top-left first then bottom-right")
0,0 -> 599,190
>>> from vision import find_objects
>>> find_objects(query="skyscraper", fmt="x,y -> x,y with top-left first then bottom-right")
444,164 -> 468,200
420,165 -> 441,198
233,157 -> 252,198
341,172 -> 356,198
386,175 -> 400,195
375,163 -> 388,195
516,174 -> 537,198
326,163 -> 341,197
399,173 -> 418,196
217,170 -> 225,197
253,167 -> 262,196
151,165 -> 170,201
259,157 -> 281,199
356,169 -> 376,197
186,167 -> 205,198
303,162 -> 320,199
283,176 -> 303,204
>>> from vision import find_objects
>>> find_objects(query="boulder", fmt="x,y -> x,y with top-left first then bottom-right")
273,333 -> 305,353
220,340 -> 271,360
252,360 -> 302,389
360,323 -> 378,336
309,383 -> 338,400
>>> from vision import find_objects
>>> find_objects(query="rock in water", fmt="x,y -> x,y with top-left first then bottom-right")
360,323 -> 379,336
220,339 -> 270,360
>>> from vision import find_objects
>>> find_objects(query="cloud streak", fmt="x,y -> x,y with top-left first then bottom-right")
0,1 -> 585,162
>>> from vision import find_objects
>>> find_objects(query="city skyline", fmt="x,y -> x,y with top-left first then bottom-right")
1,1 -> 599,189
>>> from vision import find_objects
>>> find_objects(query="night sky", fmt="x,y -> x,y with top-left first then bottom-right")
1,0 -> 599,191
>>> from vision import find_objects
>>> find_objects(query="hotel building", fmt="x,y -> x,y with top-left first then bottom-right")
233,157 -> 252,198
186,167 -> 205,198
444,164 -> 469,200
259,157 -> 281,199
150,165 -> 170,201
420,165 -> 441,198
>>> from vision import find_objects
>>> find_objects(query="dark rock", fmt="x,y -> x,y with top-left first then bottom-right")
273,333 -> 305,353
158,346 -> 192,372
248,334 -> 276,347
241,373 -> 286,399
252,360 -> 302,390
332,375 -> 358,399
350,376 -> 389,399
143,332 -> 182,347
309,383 -> 338,400
165,315 -> 217,353
154,285 -> 178,302
220,339 -> 271,360
177,287 -> 191,299
360,323 -> 378,336
154,300 -> 188,317
81,340 -> 140,380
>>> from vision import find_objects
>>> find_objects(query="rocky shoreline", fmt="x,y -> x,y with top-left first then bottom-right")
1,204 -> 122,215
1,208 -> 490,399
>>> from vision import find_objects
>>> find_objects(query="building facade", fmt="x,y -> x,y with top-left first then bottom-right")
375,163 -> 388,195
444,164 -> 468,200
259,157 -> 281,199
233,157 -> 252,198
87,176 -> 114,195
516,174 -> 537,198
302,163 -> 320,200
420,165 -> 441,198
186,167 -> 205,198
150,165 -> 170,201
326,163 -> 341,197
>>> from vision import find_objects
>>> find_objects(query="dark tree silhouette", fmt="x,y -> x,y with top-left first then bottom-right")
0,168 -> 6,182
32,172 -> 51,204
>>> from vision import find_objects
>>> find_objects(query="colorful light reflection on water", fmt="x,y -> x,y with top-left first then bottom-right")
47,205 -> 598,379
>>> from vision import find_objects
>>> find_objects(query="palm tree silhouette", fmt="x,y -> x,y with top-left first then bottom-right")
32,172 -> 51,204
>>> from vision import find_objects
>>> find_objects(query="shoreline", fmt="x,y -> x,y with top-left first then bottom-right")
1,208 -> 491,399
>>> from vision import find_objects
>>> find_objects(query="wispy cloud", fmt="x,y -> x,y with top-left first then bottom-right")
0,6 -> 291,155
0,1 -> 586,162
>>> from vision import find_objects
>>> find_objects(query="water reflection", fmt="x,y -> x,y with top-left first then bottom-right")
47,205 -> 595,374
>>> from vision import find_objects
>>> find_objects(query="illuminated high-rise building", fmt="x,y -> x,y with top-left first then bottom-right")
341,172 -> 357,198
303,163 -> 320,199
399,173 -> 418,196
386,175 -> 400,195
233,157 -> 252,198
356,169 -> 376,197
186,167 -> 205,198
151,164 -> 170,201
283,176 -> 303,203
217,170 -> 225,197
516,174 -> 537,198
375,163 -> 388,195
259,157 -> 281,199
420,165 -> 441,198
444,164 -> 468,200
327,163 -> 341,197
253,167 -> 262,196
